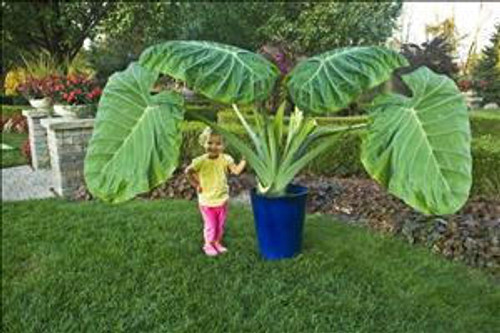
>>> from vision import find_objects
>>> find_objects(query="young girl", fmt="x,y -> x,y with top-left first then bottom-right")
185,127 -> 246,256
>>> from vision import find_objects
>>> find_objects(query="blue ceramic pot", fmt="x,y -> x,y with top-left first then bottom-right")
250,184 -> 308,260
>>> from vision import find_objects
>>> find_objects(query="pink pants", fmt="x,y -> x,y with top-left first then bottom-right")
199,202 -> 228,244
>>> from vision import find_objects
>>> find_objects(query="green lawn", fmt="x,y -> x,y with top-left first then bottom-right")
2,199 -> 499,333
1,132 -> 28,168
471,108 -> 500,119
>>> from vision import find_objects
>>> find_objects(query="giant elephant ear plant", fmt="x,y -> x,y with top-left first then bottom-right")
84,40 -> 471,215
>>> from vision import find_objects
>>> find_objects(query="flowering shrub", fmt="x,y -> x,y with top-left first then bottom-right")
457,79 -> 489,93
4,68 -> 27,96
1,115 -> 28,133
16,76 -> 51,99
48,74 -> 102,105
458,79 -> 472,92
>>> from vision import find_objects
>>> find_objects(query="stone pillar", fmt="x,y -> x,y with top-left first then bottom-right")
22,109 -> 51,169
41,118 -> 95,197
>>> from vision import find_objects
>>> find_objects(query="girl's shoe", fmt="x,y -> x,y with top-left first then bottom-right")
214,242 -> 228,253
203,244 -> 219,256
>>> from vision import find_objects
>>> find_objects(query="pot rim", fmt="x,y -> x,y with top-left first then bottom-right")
53,103 -> 93,107
29,96 -> 51,101
250,184 -> 308,199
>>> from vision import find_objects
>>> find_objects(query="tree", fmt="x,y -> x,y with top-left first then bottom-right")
425,17 -> 463,56
2,1 -> 116,71
472,23 -> 500,106
94,2 -> 402,59
399,37 -> 459,80
258,2 -> 403,56
95,2 -> 276,52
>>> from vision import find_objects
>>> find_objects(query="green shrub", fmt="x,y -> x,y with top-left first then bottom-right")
180,116 -> 500,198
218,109 -> 500,136
0,94 -> 28,106
303,130 -> 368,177
184,104 -> 220,122
217,108 -> 369,127
1,105 -> 30,116
470,111 -> 500,138
471,135 -> 500,199
180,121 -> 249,164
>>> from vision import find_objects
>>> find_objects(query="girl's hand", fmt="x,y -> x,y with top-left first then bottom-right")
196,185 -> 203,193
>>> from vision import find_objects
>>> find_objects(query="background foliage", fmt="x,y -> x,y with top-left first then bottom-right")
471,23 -> 500,106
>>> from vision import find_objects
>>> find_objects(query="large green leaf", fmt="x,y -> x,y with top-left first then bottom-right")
84,62 -> 184,203
361,67 -> 471,215
287,46 -> 408,114
139,41 -> 280,104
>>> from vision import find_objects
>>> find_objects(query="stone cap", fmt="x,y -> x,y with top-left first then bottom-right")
22,109 -> 51,118
41,118 -> 95,130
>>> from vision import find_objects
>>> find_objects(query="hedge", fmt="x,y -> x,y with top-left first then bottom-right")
1,105 -> 30,116
2,102 -> 497,198
184,104 -> 220,122
180,118 -> 500,199
217,108 -> 369,127
470,135 -> 500,198
180,121 -> 248,164
218,108 -> 500,134
469,111 -> 500,138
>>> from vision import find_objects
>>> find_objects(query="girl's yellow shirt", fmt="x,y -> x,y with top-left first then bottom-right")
189,153 -> 234,207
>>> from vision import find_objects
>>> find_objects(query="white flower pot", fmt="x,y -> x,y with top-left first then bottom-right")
53,104 -> 95,119
29,97 -> 52,110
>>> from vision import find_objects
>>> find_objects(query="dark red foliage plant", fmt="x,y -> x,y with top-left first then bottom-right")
21,138 -> 31,165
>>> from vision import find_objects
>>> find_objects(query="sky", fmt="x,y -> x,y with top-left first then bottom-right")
397,1 -> 500,63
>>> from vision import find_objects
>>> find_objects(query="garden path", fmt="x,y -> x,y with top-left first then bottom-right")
1,166 -> 56,201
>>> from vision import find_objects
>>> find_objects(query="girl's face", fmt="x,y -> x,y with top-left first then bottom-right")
205,134 -> 224,158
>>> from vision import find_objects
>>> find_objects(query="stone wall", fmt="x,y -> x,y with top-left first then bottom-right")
41,118 -> 94,197
22,109 -> 51,169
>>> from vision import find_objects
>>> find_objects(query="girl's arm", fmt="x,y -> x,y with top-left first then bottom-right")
185,166 -> 202,192
229,159 -> 246,175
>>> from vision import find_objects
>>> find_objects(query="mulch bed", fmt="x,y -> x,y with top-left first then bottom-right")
294,174 -> 500,276
75,166 -> 500,275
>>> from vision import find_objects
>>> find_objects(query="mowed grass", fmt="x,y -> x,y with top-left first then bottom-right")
2,199 -> 499,333
1,132 -> 28,168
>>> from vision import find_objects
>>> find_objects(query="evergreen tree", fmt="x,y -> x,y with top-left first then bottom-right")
472,24 -> 500,106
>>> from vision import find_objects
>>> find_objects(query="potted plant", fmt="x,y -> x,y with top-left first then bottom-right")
50,74 -> 102,119
84,41 -> 472,260
16,75 -> 52,110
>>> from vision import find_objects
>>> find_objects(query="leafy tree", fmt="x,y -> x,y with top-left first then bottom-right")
258,2 -> 403,56
472,23 -> 500,106
96,2 -> 276,52
2,1 -> 116,70
95,2 -> 402,59
425,17 -> 464,56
